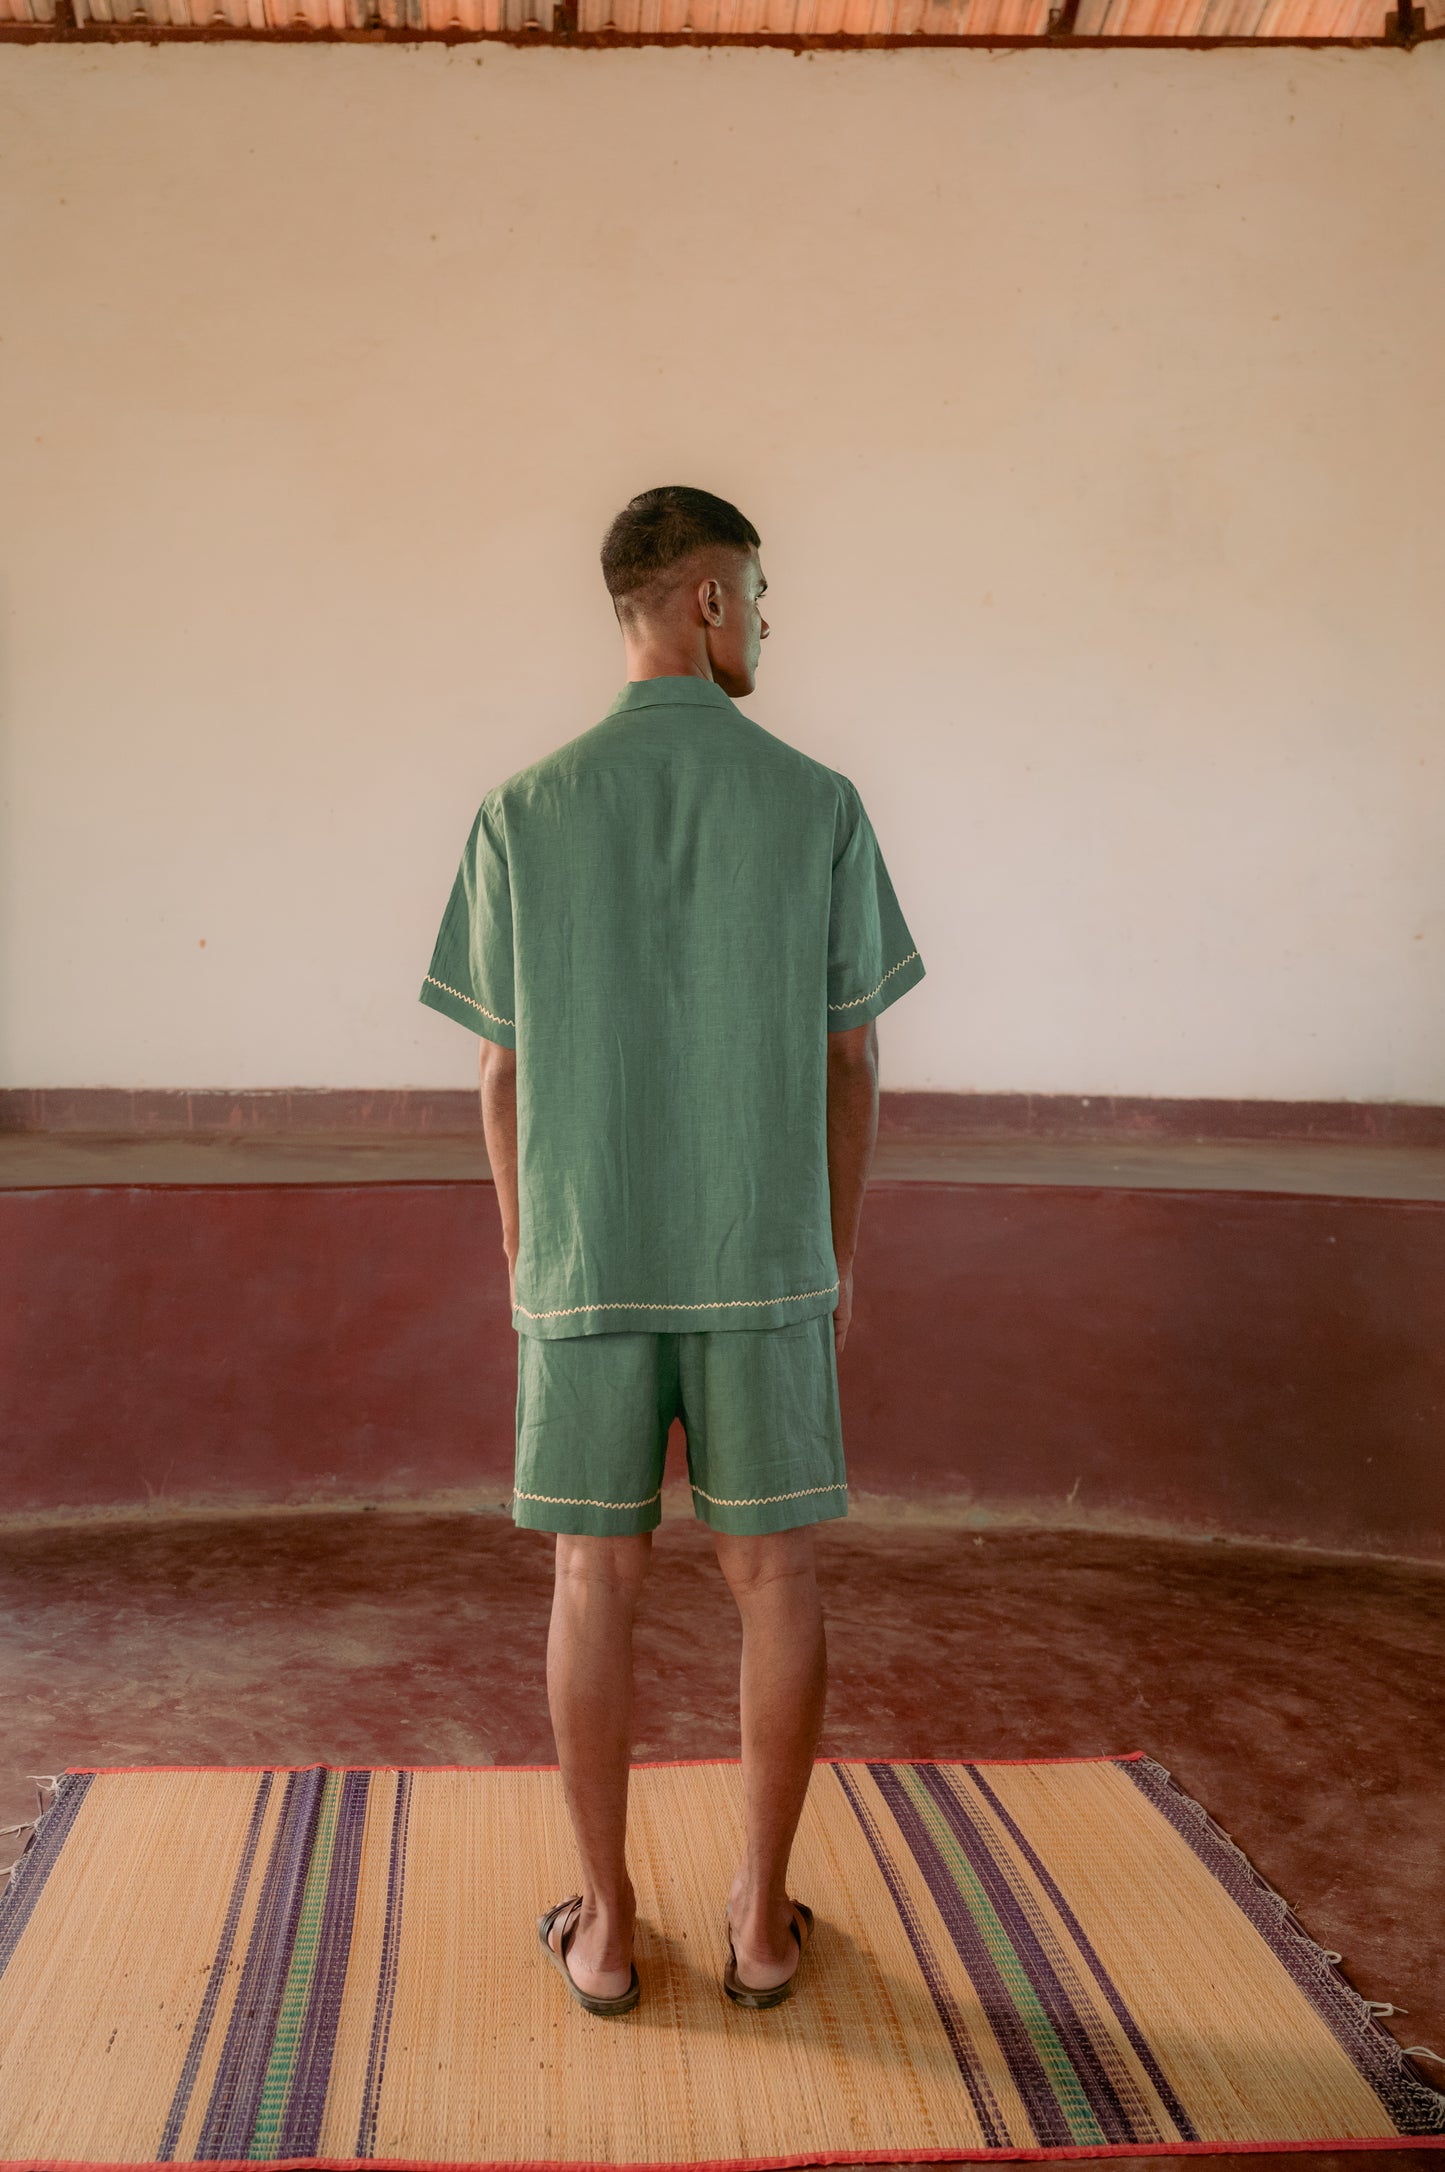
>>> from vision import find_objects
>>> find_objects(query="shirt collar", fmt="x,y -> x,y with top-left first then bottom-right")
604,676 -> 740,719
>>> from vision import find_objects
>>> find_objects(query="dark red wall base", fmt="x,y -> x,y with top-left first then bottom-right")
4,1086 -> 1445,1146
4,1179 -> 1441,1557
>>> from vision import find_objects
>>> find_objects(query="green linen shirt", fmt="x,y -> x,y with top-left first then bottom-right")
419,676 -> 926,1340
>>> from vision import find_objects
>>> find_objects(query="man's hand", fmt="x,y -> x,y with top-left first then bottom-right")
833,1259 -> 855,1359
479,1039 -> 521,1312
826,1018 -> 878,1363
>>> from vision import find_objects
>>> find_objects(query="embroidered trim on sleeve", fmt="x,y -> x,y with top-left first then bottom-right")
515,1283 -> 838,1323
828,950 -> 921,1014
424,974 -> 514,1029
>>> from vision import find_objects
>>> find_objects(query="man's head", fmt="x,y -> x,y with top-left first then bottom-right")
601,485 -> 768,698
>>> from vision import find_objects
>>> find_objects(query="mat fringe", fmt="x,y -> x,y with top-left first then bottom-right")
0,1772 -> 62,1896
1126,1755 -> 1445,2135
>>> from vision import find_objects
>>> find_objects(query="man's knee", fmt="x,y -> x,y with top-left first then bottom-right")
554,1531 -> 653,1603
714,1525 -> 819,1601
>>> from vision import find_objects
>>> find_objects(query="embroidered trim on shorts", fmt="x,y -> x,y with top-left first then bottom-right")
515,1284 -> 838,1322
828,951 -> 920,1013
514,1485 -> 664,1511
424,974 -> 514,1029
692,1481 -> 848,1507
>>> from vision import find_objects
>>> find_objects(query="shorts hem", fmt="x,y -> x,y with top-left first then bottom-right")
511,1493 -> 664,1538
691,1484 -> 849,1537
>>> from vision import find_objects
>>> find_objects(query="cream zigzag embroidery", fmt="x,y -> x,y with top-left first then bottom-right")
692,1481 -> 848,1507
425,974 -> 514,1029
516,1284 -> 838,1322
515,1484 -> 664,1510
828,951 -> 920,1013
513,1480 -> 845,1511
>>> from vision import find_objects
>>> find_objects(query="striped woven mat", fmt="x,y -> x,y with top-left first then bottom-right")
1,1754 -> 1440,2167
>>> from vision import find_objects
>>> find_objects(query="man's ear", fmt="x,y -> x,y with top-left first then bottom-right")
698,576 -> 724,627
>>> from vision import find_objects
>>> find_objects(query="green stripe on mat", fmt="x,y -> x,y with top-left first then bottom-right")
249,1769 -> 344,2158
896,1763 -> 1108,2148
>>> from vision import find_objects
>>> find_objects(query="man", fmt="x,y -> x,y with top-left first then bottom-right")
419,486 -> 925,2019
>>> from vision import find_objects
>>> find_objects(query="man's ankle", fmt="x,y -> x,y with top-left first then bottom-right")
728,1879 -> 790,1937
579,1885 -> 636,1935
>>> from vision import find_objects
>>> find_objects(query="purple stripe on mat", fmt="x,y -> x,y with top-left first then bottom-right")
831,1764 -> 1008,2149
158,1770 -> 275,2160
0,1773 -> 93,1981
914,1763 -> 1159,2146
965,1763 -> 1197,2143
194,1765 -> 327,2160
355,1768 -> 414,2161
1122,1756 -> 1445,2139
869,1761 -> 1075,2149
275,1768 -> 373,2158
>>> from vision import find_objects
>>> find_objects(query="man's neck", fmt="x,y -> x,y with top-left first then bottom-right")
620,631 -> 715,684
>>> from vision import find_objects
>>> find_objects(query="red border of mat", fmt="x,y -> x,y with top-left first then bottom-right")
8,2141 -> 1445,2168
62,1753 -> 1148,1774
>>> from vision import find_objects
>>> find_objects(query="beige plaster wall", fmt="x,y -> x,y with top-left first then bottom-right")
1,41 -> 1441,1097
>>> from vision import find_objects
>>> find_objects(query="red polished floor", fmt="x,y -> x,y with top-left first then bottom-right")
2,1507 -> 1441,2171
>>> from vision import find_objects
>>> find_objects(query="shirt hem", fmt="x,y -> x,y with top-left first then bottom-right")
513,1284 -> 838,1339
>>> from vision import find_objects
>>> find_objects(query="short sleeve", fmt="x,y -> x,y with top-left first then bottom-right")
827,778 -> 926,1032
418,795 -> 517,1049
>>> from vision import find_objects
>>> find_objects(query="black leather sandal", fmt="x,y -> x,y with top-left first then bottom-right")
722,1899 -> 814,2008
538,1895 -> 641,2017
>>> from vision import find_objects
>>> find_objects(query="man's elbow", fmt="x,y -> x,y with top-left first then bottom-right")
479,1037 -> 517,1081
827,1018 -> 878,1074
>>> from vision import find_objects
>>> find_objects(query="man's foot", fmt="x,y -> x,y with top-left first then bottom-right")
545,1890 -> 636,2002
725,1877 -> 803,1993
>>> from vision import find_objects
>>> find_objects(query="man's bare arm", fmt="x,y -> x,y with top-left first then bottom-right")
826,1017 -> 879,1357
479,1039 -> 520,1306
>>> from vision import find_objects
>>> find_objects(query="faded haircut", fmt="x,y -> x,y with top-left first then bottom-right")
601,486 -> 760,608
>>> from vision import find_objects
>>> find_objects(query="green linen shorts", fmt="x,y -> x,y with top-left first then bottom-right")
512,1310 -> 848,1539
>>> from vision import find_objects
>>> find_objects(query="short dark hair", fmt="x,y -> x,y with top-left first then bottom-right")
601,485 -> 760,604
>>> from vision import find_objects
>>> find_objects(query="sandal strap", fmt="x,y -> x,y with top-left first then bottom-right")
544,1894 -> 583,1959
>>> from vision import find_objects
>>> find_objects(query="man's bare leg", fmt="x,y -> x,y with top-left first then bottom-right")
715,1526 -> 828,1992
544,1531 -> 652,1999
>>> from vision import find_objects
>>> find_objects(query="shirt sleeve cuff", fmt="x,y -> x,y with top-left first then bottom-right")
418,975 -> 518,1049
826,950 -> 926,1031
